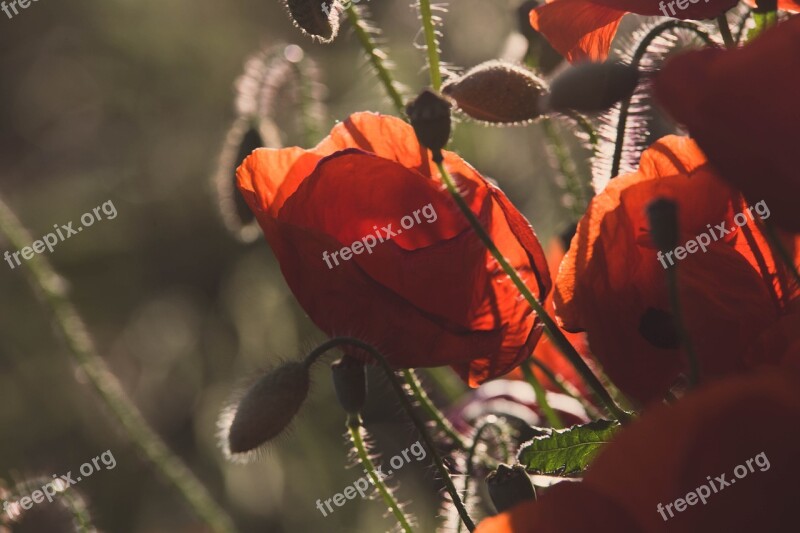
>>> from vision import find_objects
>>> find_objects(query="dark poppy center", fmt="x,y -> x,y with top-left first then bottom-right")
638,307 -> 680,349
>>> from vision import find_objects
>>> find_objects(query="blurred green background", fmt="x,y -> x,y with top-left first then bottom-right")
0,1 -> 586,531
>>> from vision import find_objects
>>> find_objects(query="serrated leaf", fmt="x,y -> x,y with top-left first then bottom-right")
518,420 -> 620,477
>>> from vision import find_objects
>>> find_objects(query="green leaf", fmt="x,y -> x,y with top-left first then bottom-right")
518,420 -> 620,477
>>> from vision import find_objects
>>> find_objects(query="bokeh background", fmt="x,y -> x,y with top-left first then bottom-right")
0,1 -> 598,531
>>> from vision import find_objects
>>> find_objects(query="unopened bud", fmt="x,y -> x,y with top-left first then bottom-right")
331,356 -> 367,414
486,464 -> 536,513
406,89 -> 453,163
283,0 -> 339,43
220,361 -> 311,458
647,197 -> 679,252
441,61 -> 547,124
544,61 -> 639,113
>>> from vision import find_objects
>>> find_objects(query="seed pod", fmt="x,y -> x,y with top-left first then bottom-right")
283,0 -> 339,43
406,89 -> 453,163
441,61 -> 547,124
647,197 -> 679,252
544,61 -> 640,113
220,361 -> 311,458
486,464 -> 537,513
331,356 -> 368,415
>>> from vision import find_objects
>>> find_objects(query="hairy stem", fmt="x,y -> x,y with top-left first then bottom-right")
457,421 -> 508,533
541,117 -> 586,220
402,369 -> 471,449
417,0 -> 442,90
306,337 -> 476,531
521,363 -> 564,428
347,416 -> 414,533
345,5 -> 405,114
0,195 -> 236,533
433,161 -> 631,424
529,356 -> 603,419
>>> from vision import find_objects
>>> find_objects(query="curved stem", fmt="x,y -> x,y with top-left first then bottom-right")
666,267 -> 699,387
345,5 -> 405,114
417,0 -> 442,90
402,369 -> 471,449
457,421 -> 508,533
541,117 -> 586,220
305,338 -> 476,531
521,363 -> 563,428
717,14 -> 736,48
610,21 -> 715,180
562,110 -> 599,153
433,161 -> 631,424
0,195 -> 236,533
347,416 -> 414,533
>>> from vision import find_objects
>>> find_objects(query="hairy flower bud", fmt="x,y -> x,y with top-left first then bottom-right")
283,0 -> 339,43
441,61 -> 547,124
486,464 -> 537,513
406,89 -> 453,163
544,61 -> 639,113
647,197 -> 679,253
331,356 -> 367,414
219,361 -> 311,459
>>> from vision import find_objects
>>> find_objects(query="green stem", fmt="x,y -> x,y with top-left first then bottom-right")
433,161 -> 630,424
541,118 -> 586,220
417,0 -> 442,90
347,416 -> 414,533
521,364 -> 563,429
563,110 -> 599,153
0,195 -> 236,533
305,338 -> 476,531
666,267 -> 699,387
402,369 -> 471,449
345,5 -> 405,114
610,21 -> 714,180
717,13 -> 736,48
528,356 -> 603,419
457,421 -> 508,533
762,222 -> 800,289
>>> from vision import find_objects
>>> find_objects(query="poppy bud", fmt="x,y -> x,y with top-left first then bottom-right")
646,197 -> 679,252
441,61 -> 546,124
544,61 -> 639,113
406,89 -> 453,163
283,0 -> 339,43
220,361 -> 311,458
486,464 -> 536,513
331,356 -> 367,415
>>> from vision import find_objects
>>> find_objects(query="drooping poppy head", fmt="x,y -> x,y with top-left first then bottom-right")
528,0 -> 737,63
655,15 -> 800,232
555,135 -> 782,404
236,112 -> 551,386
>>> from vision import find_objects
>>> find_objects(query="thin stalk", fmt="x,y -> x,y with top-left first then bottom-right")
521,363 -> 564,429
541,117 -> 586,220
717,14 -> 736,48
610,21 -> 714,180
666,267 -> 699,388
563,110 -> 599,153
0,195 -> 236,533
402,369 -> 471,449
457,421 -> 508,533
433,161 -> 630,424
345,5 -> 405,114
734,8 -> 753,44
305,338 -> 476,531
417,0 -> 442,90
529,356 -> 603,419
762,222 -> 800,288
347,416 -> 414,533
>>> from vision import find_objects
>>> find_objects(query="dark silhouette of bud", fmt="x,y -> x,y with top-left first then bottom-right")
283,0 -> 339,43
442,61 -> 547,124
517,1 -> 563,74
544,61 -> 639,113
647,197 -> 679,252
331,356 -> 367,414
219,361 -> 311,459
486,464 -> 536,513
406,89 -> 453,163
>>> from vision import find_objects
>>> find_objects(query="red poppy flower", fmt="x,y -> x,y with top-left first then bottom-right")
236,112 -> 551,386
555,135 -> 785,404
476,369 -> 800,532
529,0 -> 737,62
655,15 -> 800,232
